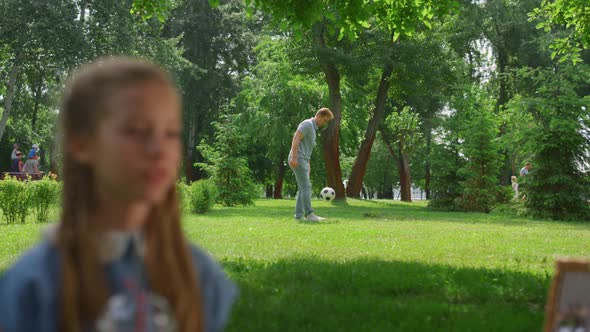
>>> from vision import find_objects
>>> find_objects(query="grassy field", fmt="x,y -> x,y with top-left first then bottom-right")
2,199 -> 590,331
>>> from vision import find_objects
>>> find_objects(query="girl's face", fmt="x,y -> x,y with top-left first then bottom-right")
86,81 -> 182,206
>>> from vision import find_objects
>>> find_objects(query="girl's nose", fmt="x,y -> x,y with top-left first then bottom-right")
143,134 -> 166,160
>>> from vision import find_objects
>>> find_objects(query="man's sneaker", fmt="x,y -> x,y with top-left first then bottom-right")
294,214 -> 303,221
305,213 -> 326,222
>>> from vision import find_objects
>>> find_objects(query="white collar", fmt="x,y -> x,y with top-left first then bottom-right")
44,225 -> 146,263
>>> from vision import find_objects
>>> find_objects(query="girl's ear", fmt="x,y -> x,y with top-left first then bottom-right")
67,136 -> 94,164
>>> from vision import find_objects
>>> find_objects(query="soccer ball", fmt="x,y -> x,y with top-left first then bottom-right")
320,187 -> 336,201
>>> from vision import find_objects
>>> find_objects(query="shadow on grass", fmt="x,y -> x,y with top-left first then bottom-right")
222,257 -> 549,332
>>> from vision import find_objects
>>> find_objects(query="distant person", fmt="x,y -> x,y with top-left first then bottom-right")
15,152 -> 24,173
0,57 -> 237,332
511,176 -> 519,200
10,144 -> 20,172
27,143 -> 40,159
23,154 -> 40,176
288,108 -> 333,222
520,162 -> 531,177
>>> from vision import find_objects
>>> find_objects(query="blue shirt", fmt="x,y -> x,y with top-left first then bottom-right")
520,167 -> 528,176
0,235 -> 237,332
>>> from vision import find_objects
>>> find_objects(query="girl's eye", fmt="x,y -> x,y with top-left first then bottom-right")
123,126 -> 148,137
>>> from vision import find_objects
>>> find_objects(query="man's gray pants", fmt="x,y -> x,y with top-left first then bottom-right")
291,158 -> 313,218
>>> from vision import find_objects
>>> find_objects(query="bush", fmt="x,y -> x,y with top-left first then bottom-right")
28,175 -> 61,223
0,176 -> 31,224
189,179 -> 217,214
455,105 -> 503,213
197,113 -> 258,207
177,182 -> 191,214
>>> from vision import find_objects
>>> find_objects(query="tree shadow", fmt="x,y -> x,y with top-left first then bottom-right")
222,257 -> 549,332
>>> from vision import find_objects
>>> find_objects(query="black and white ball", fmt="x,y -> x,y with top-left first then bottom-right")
320,187 -> 336,201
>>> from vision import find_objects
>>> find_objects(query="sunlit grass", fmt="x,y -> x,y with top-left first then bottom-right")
2,199 -> 589,331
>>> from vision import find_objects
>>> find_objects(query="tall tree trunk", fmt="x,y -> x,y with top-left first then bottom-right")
313,23 -> 345,199
380,128 -> 412,202
398,148 -> 412,202
0,61 -> 19,144
347,63 -> 394,197
425,128 -> 432,199
184,111 -> 198,182
265,184 -> 273,198
32,80 -> 42,132
48,139 -> 59,175
273,157 -> 286,199
495,40 -> 513,185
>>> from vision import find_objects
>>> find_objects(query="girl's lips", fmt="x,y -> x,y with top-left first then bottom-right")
142,169 -> 167,185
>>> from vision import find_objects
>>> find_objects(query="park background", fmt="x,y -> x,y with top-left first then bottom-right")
1,0 -> 590,331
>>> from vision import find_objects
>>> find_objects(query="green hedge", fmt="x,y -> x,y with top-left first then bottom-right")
0,175 -> 61,224
177,179 -> 218,215
0,176 -> 218,224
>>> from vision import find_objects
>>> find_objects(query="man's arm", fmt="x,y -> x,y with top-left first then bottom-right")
289,131 -> 304,168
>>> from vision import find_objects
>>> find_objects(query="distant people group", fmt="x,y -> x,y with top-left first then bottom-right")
9,143 -> 41,176
512,162 -> 532,200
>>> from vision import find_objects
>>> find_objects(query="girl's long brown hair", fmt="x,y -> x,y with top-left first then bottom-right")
57,57 -> 203,331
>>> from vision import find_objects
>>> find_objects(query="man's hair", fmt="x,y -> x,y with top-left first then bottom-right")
316,108 -> 334,119
526,162 -> 531,166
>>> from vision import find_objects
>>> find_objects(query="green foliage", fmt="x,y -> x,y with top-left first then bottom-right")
530,0 -> 590,63
364,134 -> 397,196
189,179 -> 218,214
0,176 -> 61,224
27,175 -> 61,223
131,0 -> 173,22
236,36 -> 326,187
455,103 -> 504,213
177,181 -> 191,214
428,141 -> 465,211
178,180 -> 218,214
197,113 -> 258,207
515,64 -> 590,220
0,177 -> 30,224
384,107 -> 423,154
0,0 -> 191,172
240,0 -> 456,42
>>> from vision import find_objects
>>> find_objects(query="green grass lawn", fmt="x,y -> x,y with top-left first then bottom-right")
2,199 -> 590,331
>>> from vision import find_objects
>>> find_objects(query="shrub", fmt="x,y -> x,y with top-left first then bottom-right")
197,113 -> 258,207
28,175 -> 61,223
455,105 -> 503,213
0,176 -> 31,224
189,179 -> 217,214
177,182 -> 191,214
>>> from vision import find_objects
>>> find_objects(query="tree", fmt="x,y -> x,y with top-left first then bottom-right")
382,107 -> 423,202
165,0 -> 258,181
198,113 -> 258,207
0,0 -> 188,172
530,0 -> 590,63
0,0 -> 82,144
133,0 -> 459,199
234,0 -> 458,199
237,37 -> 325,198
455,94 -> 504,213
513,64 -> 590,220
364,133 -> 396,199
